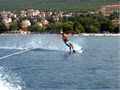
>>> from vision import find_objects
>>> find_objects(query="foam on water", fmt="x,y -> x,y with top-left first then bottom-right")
72,43 -> 83,53
0,35 -> 82,52
0,67 -> 23,90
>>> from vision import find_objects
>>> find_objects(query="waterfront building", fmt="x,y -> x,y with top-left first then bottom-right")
101,4 -> 120,16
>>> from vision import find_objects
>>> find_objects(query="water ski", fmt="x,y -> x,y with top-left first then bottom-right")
73,48 -> 83,53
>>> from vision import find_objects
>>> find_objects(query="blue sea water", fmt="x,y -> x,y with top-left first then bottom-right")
0,35 -> 119,90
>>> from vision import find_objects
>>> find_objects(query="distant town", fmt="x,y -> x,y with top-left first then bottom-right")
0,4 -> 120,35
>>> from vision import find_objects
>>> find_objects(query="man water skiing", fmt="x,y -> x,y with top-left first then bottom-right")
62,33 -> 76,52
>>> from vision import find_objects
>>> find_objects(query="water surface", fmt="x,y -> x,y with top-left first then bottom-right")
0,35 -> 119,90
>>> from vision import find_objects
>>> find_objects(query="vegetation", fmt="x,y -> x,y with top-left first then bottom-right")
0,0 -> 118,12
0,12 -> 119,34
33,13 -> 119,34
0,0 -> 119,34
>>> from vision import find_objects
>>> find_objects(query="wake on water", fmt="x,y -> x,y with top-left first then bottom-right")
0,35 -> 82,90
0,35 -> 82,52
0,36 -> 82,60
0,66 -> 23,90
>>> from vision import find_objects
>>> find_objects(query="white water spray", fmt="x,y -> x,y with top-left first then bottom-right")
0,67 -> 23,90
0,35 -> 83,60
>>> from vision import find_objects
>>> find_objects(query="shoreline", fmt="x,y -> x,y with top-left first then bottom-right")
79,33 -> 120,37
0,33 -> 120,36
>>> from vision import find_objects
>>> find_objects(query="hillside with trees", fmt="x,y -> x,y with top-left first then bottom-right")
0,11 -> 119,34
44,13 -> 119,34
0,0 -> 118,12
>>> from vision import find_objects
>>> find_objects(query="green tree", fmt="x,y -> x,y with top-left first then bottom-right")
46,23 -> 53,31
62,21 -> 73,33
29,25 -> 42,33
79,17 -> 95,26
0,23 -> 8,33
53,22 -> 63,33
109,12 -> 119,20
114,26 -> 119,33
100,20 -> 115,33
9,22 -> 18,31
0,14 -> 3,23
88,25 -> 100,33
73,22 -> 84,33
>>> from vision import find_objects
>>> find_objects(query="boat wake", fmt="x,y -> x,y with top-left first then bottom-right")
0,66 -> 23,90
0,36 -> 82,52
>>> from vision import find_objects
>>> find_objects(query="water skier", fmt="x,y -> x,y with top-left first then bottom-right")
62,33 -> 75,52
